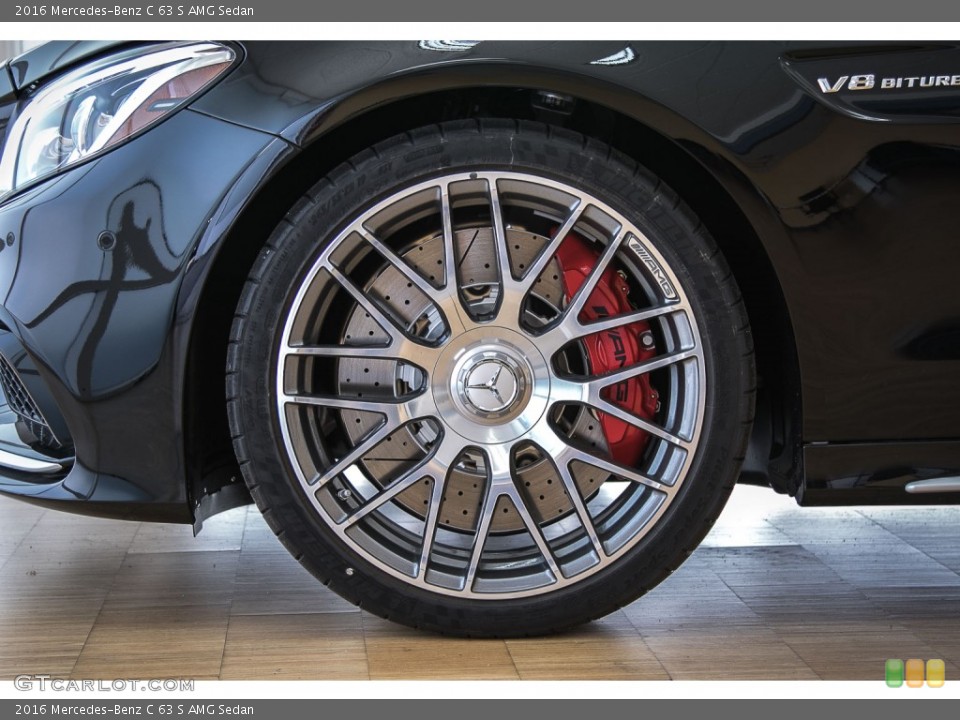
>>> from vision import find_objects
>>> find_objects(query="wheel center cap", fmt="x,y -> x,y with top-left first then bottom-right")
462,358 -> 520,414
431,328 -> 550,444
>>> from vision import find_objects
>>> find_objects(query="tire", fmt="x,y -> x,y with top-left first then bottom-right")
227,120 -> 754,637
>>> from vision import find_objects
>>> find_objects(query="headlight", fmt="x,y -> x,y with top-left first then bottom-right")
0,42 -> 235,200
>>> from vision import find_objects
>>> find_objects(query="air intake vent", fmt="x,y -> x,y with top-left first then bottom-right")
0,353 -> 62,451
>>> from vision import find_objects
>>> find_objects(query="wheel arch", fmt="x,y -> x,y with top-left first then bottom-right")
184,80 -> 803,523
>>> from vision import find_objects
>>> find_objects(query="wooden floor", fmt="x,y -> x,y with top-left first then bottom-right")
1,486 -> 958,681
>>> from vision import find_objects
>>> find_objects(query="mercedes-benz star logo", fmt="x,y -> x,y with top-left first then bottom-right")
468,364 -> 505,401
463,360 -> 518,413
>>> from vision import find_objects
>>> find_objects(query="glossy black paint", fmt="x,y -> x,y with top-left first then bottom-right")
802,441 -> 960,505
782,44 -> 960,122
0,40 -> 957,524
0,103 -> 279,521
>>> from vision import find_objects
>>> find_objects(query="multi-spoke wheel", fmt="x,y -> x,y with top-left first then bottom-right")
228,121 -> 754,636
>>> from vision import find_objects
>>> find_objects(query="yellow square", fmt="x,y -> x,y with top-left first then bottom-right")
926,659 -> 945,688
906,658 -> 925,687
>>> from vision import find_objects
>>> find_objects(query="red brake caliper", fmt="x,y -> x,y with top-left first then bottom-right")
555,232 -> 659,467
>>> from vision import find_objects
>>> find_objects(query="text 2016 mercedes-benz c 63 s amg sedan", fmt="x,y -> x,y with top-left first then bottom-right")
0,40 -> 957,636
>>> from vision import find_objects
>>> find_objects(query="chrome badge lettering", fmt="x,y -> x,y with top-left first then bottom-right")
817,76 -> 850,93
817,73 -> 960,93
627,236 -> 677,300
817,74 -> 875,92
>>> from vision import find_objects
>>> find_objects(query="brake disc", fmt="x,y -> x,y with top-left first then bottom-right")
336,226 -> 608,532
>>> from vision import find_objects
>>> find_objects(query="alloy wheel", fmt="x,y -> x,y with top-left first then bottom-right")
274,170 -> 706,599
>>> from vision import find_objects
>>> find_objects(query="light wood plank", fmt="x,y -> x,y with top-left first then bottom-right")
220,613 -> 368,680
505,612 -> 669,680
71,606 -> 230,679
362,616 -> 519,680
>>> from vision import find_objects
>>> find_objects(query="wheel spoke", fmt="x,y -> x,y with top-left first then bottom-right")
504,486 -> 562,581
538,303 -> 687,358
440,183 -> 458,291
519,200 -> 585,292
326,265 -> 408,342
342,462 -> 433,527
308,422 -> 395,488
589,398 -> 690,449
282,392 -> 412,417
487,180 -> 518,292
584,349 -> 696,395
464,444 -> 514,591
563,230 -> 626,321
463,486 -> 498,593
342,434 -> 459,528
580,303 -> 683,335
357,227 -> 444,300
416,467 -> 447,579
562,446 -> 670,494
552,456 -> 606,560
283,344 -> 396,359
413,438 -> 465,581
437,181 -> 478,327
357,225 -> 468,336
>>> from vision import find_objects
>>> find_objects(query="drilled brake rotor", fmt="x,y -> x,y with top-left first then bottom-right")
337,226 -> 608,532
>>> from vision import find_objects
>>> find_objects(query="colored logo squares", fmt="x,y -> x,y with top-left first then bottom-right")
927,659 -> 946,688
906,659 -> 924,687
885,659 -> 903,687
886,658 -> 946,687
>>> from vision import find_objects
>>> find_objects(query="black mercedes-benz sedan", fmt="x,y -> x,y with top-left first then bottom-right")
0,40 -> 957,636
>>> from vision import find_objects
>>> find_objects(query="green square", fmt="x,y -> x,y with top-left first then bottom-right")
886,659 -> 904,687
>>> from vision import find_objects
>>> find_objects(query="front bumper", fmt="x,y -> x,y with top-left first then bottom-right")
0,107 -> 275,522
